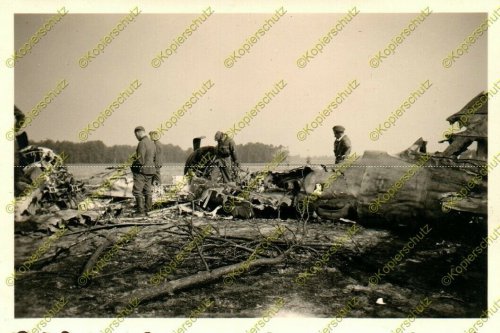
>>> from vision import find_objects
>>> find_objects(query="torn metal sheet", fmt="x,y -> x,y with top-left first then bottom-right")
15,146 -> 86,222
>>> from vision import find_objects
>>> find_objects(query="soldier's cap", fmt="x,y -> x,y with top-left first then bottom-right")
149,131 -> 160,141
214,131 -> 223,141
332,125 -> 345,133
134,126 -> 145,132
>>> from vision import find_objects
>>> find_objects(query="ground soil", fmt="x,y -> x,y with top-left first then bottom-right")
14,215 -> 487,319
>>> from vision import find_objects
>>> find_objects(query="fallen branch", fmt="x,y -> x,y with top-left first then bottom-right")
65,223 -> 174,236
77,236 -> 115,287
106,254 -> 286,309
186,212 -> 210,272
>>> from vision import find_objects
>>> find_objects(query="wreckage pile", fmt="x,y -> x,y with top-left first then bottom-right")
13,91 -> 489,232
12,145 -> 373,314
13,146 -> 91,231
13,143 -> 317,234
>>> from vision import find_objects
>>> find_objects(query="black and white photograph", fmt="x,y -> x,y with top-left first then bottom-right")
2,0 -> 500,332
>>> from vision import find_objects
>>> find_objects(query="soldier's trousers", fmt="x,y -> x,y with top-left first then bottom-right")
133,173 -> 153,199
218,157 -> 234,183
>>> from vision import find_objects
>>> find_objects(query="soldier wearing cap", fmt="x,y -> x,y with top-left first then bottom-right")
214,131 -> 239,182
333,125 -> 351,164
149,131 -> 162,186
131,126 -> 156,216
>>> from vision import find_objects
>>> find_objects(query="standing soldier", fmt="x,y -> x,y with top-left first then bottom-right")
14,106 -> 29,196
214,131 -> 239,183
149,131 -> 162,186
131,126 -> 156,216
14,106 -> 28,150
332,125 -> 352,164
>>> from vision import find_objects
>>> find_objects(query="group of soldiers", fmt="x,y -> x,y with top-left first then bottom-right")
131,124 -> 351,216
130,127 -> 240,216
129,126 -> 161,217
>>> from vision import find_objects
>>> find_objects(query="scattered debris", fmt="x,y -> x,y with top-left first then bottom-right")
14,146 -> 86,225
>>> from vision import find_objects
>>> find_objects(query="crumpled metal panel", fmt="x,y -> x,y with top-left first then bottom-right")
99,175 -> 134,198
15,146 -> 85,222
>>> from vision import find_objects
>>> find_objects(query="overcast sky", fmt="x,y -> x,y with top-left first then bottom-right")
14,11 -> 486,156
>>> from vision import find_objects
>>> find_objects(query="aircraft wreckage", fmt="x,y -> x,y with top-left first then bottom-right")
13,92 -> 489,231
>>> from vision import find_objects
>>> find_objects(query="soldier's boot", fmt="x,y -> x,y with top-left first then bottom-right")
145,196 -> 153,212
132,197 -> 147,217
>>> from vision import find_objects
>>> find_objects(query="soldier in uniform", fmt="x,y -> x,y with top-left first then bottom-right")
14,106 -> 29,196
149,131 -> 162,186
14,106 -> 28,150
214,131 -> 239,183
333,125 -> 352,164
131,126 -> 156,216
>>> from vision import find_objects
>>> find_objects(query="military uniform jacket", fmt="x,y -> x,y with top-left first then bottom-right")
134,136 -> 157,175
334,135 -> 352,163
153,141 -> 162,168
217,135 -> 238,162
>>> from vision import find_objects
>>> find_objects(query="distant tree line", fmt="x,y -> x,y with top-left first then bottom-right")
236,142 -> 288,163
28,139 -> 289,164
